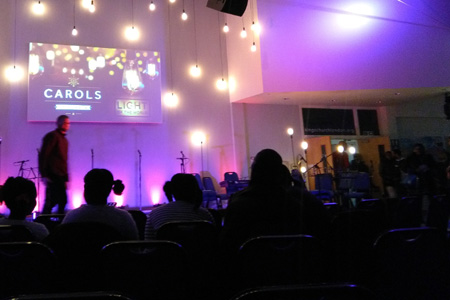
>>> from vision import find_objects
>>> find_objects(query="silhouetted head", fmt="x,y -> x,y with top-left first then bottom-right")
84,169 -> 124,205
163,181 -> 173,202
250,149 -> 284,186
0,177 -> 37,220
169,173 -> 202,207
413,143 -> 425,155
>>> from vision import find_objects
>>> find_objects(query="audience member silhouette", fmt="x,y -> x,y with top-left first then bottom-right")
62,168 -> 138,239
145,173 -> 215,240
0,177 -> 49,240
280,165 -> 332,241
379,151 -> 402,199
405,143 -> 436,195
220,149 -> 310,254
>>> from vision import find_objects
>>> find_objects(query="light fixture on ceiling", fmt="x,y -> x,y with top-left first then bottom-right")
216,13 -> 227,91
165,1 -> 178,106
189,0 -> 201,78
169,0 -> 176,3
240,27 -> 247,38
32,1 -> 45,15
72,0 -> 78,36
6,0 -> 24,82
89,0 -> 95,13
125,0 -> 140,41
223,22 -> 229,33
250,42 -> 256,52
149,1 -> 156,11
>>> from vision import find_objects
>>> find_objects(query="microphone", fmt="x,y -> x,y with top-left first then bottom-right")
91,149 -> 94,155
14,160 -> 29,164
180,151 -> 185,158
138,149 -> 141,156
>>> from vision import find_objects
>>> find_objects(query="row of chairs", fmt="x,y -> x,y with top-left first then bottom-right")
1,220 -> 450,300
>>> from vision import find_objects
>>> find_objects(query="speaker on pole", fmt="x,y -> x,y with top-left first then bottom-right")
206,0 -> 248,17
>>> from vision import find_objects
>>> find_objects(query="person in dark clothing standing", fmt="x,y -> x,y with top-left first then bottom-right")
39,115 -> 70,214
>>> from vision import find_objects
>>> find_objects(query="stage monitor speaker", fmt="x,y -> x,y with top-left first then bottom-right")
206,0 -> 248,17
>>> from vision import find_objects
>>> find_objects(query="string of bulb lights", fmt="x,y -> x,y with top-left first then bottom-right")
7,0 -> 262,100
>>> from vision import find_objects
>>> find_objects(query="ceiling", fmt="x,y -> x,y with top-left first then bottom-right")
234,86 -> 450,107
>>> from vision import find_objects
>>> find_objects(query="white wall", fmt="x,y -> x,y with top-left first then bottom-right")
0,0 -> 236,211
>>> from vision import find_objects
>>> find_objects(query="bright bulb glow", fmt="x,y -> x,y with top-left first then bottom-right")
190,65 -> 201,77
337,145 -> 344,153
287,128 -> 294,136
348,146 -> 356,154
240,28 -> 247,38
5,65 -> 24,82
149,2 -> 156,11
251,22 -> 262,35
125,26 -> 140,41
169,0 -> 176,3
72,26 -> 78,36
223,23 -> 229,33
82,0 -> 91,9
191,131 -> 206,146
337,4 -> 374,28
89,1 -> 95,13
251,42 -> 256,52
181,10 -> 188,20
301,141 -> 308,150
300,166 -> 307,173
164,92 -> 178,107
32,1 -> 45,15
216,78 -> 227,90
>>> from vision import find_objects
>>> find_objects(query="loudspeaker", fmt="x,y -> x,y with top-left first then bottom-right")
206,0 -> 248,17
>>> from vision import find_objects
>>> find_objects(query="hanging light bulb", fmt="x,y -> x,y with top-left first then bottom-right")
149,1 -> 156,11
125,26 -> 140,41
6,65 -> 24,82
190,64 -> 201,77
82,0 -> 91,9
164,92 -> 179,107
32,1 -> 45,15
216,78 -> 227,90
251,42 -> 256,52
223,23 -> 229,33
169,0 -> 176,3
89,0 -> 95,13
122,60 -> 144,94
240,27 -> 247,38
72,26 -> 78,36
181,9 -> 188,20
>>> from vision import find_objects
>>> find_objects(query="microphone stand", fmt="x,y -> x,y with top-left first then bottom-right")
177,151 -> 188,173
91,149 -> 94,169
138,150 -> 142,210
306,153 -> 334,174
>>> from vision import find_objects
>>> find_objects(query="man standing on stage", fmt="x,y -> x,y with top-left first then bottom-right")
39,115 -> 70,214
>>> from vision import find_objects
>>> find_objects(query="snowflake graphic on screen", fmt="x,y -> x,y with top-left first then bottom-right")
68,76 -> 79,87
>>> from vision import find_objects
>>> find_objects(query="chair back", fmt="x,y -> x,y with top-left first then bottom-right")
224,171 -> 239,182
0,242 -> 58,298
191,173 -> 205,190
1,291 -> 133,299
42,222 -> 125,292
0,224 -> 35,242
203,176 -> 216,191
230,283 -> 378,300
372,227 -> 450,299
234,235 -> 327,290
123,209 -> 147,240
33,214 -> 65,232
100,240 -> 189,300
156,220 -> 218,261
